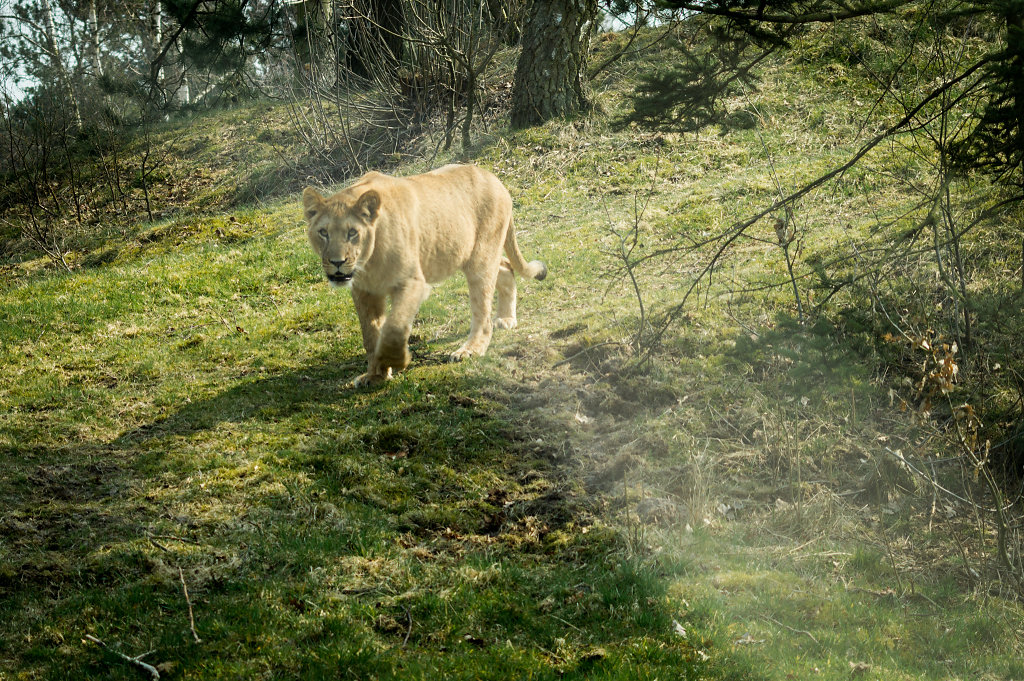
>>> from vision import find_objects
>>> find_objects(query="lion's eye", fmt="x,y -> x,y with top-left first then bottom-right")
318,229 -> 328,240
348,229 -> 359,241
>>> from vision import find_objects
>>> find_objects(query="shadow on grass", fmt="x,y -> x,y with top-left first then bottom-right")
114,354 -> 368,445
2,344 -> 760,681
0,441 -> 147,595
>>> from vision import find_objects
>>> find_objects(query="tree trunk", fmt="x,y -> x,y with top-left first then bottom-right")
168,40 -> 191,106
1010,11 -> 1024,191
142,0 -> 163,87
348,0 -> 406,79
510,0 -> 598,128
295,0 -> 332,70
485,0 -> 522,43
41,0 -> 82,128
87,0 -> 103,77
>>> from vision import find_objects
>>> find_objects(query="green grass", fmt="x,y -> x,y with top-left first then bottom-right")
3,18 -> 1024,681
0,191 -> 742,679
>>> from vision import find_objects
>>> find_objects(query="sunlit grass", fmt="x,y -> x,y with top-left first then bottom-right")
3,22 -> 1024,681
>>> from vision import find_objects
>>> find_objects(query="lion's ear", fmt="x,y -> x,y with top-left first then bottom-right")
303,187 -> 324,221
356,190 -> 380,222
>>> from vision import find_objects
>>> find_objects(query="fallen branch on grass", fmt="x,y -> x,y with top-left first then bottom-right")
145,535 -> 203,643
147,533 -> 199,545
83,634 -> 160,680
179,567 -> 202,644
760,615 -> 820,646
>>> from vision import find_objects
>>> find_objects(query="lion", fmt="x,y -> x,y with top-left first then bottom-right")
302,164 -> 547,387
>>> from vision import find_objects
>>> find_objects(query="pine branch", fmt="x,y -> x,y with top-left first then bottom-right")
667,0 -> 914,25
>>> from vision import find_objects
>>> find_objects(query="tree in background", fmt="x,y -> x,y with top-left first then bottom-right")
0,0 -> 292,269
347,0 -> 406,79
288,0 -> 528,167
623,0 -> 1022,350
617,0 -> 1024,484
628,0 -> 1022,190
511,0 -> 600,128
145,0 -> 289,109
1,0 -> 290,118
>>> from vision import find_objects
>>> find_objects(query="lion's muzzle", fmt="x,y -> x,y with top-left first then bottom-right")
327,271 -> 353,285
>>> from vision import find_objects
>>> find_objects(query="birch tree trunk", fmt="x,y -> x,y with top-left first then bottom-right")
86,0 -> 103,77
41,0 -> 82,128
142,0 -> 163,86
169,40 -> 190,106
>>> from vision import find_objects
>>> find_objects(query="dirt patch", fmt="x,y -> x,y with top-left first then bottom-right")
573,372 -> 678,420
25,460 -> 126,502
587,452 -> 643,492
361,425 -> 421,457
559,340 -> 624,373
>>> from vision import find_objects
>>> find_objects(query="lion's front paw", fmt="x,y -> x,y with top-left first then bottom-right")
495,316 -> 517,330
449,345 -> 485,362
352,367 -> 392,388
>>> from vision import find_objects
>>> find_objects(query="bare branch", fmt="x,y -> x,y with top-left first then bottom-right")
669,0 -> 914,25
646,51 -> 997,356
83,635 -> 160,680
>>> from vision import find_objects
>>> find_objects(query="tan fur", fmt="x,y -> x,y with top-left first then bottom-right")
303,164 -> 547,386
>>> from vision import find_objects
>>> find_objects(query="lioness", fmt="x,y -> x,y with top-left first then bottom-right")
303,164 -> 547,387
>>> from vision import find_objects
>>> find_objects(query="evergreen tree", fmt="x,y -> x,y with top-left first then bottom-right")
627,0 -> 1023,188
511,0 -> 600,128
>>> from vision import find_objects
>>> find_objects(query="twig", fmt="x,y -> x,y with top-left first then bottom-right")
760,615 -> 820,646
879,526 -> 906,594
546,612 -> 585,634
950,530 -> 979,588
645,54 -> 997,361
179,567 -> 202,644
741,82 -> 804,325
145,534 -> 202,643
83,634 -> 160,680
786,535 -> 823,555
148,533 -> 199,545
845,585 -> 898,599
148,537 -> 171,553
881,447 -> 996,511
164,323 -> 215,337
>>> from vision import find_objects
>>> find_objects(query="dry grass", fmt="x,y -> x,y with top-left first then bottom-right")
2,18 -> 1024,681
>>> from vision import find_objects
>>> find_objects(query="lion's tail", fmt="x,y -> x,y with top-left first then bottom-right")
504,216 -> 547,281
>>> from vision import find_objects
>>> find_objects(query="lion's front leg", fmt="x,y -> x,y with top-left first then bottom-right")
350,287 -> 388,387
351,287 -> 386,358
355,279 -> 428,387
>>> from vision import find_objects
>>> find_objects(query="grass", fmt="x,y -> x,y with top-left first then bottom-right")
0,191 -> 742,679
3,18 -> 1024,681
0,248 -> 714,679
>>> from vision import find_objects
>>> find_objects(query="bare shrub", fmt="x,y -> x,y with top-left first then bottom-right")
285,0 -> 523,179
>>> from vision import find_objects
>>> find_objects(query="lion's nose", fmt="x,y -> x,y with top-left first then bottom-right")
329,258 -> 346,268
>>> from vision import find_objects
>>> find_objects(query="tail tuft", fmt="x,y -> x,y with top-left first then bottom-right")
526,260 -> 547,281
503,216 -> 548,282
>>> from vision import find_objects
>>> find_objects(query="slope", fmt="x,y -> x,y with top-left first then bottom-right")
2,22 -> 1023,681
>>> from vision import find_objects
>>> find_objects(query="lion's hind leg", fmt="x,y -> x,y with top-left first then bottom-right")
451,265 -> 497,361
494,257 -> 517,330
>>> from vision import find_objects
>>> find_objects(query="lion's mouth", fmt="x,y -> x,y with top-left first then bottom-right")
327,272 -> 353,284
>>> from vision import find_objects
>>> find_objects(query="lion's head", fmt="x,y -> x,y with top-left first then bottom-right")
302,187 -> 381,288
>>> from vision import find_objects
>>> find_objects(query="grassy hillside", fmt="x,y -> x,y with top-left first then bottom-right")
3,23 -> 1024,681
